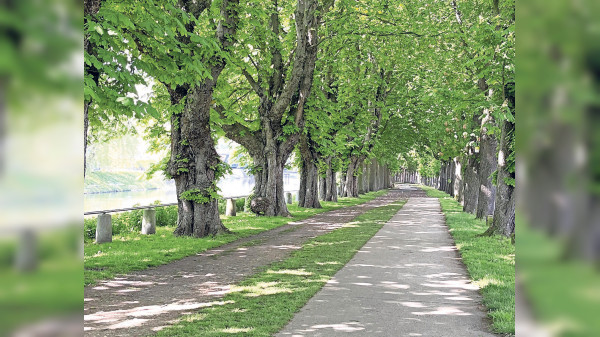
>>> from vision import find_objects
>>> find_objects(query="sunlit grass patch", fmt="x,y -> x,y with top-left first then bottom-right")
422,186 -> 515,335
84,190 -> 389,286
267,269 -> 313,276
220,327 -> 254,334
153,200 -> 406,337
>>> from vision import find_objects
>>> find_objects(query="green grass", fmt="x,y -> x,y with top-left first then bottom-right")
519,221 -> 600,337
423,186 -> 515,335
84,190 -> 388,286
153,200 -> 406,337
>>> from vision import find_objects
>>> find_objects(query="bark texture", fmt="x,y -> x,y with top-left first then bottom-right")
298,133 -> 321,208
484,83 -> 515,237
475,108 -> 498,219
167,0 -> 239,237
344,156 -> 361,197
462,151 -> 479,214
323,156 -> 337,201
318,175 -> 326,200
169,85 -> 227,237
219,0 -> 323,216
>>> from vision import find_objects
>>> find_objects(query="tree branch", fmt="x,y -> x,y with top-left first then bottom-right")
214,104 -> 262,153
240,67 -> 263,97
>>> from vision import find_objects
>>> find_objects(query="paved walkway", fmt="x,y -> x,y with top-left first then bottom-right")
84,189 -> 414,336
277,197 -> 496,337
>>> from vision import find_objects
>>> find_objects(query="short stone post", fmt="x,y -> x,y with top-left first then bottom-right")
15,228 -> 37,272
142,209 -> 156,234
96,213 -> 112,244
226,198 -> 237,216
295,191 -> 300,204
285,192 -> 292,204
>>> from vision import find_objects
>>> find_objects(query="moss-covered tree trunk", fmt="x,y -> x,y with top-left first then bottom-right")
166,0 -> 239,237
169,84 -> 227,237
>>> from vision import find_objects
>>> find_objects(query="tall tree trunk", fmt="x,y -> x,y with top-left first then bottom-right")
329,170 -> 338,202
169,84 -> 227,237
476,109 -> 498,219
439,161 -> 448,192
463,152 -> 479,214
484,83 -> 515,237
344,156 -> 360,197
363,161 -> 370,192
447,160 -> 454,195
251,140 -> 292,216
298,134 -> 321,208
219,0 -> 322,216
324,156 -> 337,201
168,0 -> 239,236
357,167 -> 364,194
368,160 -> 376,190
483,115 -> 515,237
319,175 -> 326,200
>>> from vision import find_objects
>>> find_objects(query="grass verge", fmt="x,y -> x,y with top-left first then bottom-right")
423,186 -> 515,335
519,220 -> 600,336
153,199 -> 406,337
84,190 -> 388,286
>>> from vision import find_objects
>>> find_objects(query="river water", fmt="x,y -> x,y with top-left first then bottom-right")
84,169 -> 300,212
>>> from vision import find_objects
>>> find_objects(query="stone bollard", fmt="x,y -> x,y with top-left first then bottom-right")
295,191 -> 299,204
15,228 -> 37,272
226,198 -> 237,216
142,209 -> 156,234
285,192 -> 292,204
96,213 -> 112,244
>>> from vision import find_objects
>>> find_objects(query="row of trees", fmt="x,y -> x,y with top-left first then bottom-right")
391,0 -> 515,238
85,0 -> 515,238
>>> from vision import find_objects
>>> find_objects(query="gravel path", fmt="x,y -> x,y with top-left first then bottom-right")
276,196 -> 497,337
84,188 -> 415,336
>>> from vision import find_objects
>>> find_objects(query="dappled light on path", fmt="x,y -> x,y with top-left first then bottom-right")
277,196 -> 495,336
84,190 -> 404,336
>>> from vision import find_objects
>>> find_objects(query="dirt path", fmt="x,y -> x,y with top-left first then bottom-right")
84,188 -> 417,336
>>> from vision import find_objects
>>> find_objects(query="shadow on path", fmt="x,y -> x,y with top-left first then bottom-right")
276,195 -> 497,337
84,188 -> 407,336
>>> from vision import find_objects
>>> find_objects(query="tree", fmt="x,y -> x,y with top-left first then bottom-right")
215,0 -> 330,216
483,82 -> 514,237
157,0 -> 241,237
84,0 -> 161,176
87,0 -> 242,237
